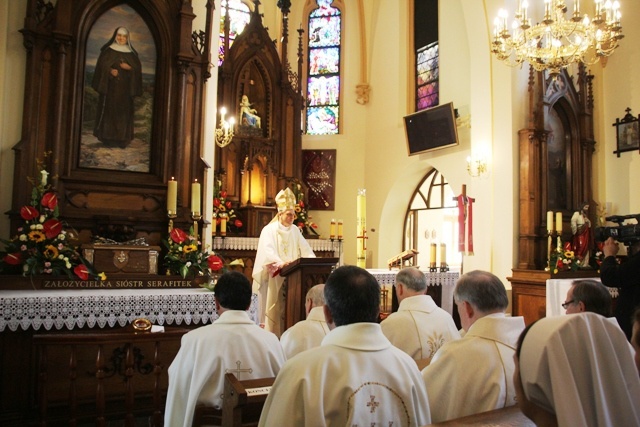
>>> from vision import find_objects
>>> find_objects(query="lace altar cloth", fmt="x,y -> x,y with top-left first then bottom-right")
0,288 -> 258,332
368,270 -> 460,316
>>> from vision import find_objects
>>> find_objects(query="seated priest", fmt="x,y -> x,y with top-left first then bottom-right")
280,283 -> 329,358
164,271 -> 285,427
421,270 -> 525,423
381,267 -> 460,366
258,266 -> 431,426
252,187 -> 316,337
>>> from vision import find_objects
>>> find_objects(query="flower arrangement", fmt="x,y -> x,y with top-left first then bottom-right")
0,160 -> 104,280
213,180 -> 243,232
549,242 -> 579,273
163,226 -> 224,279
292,183 -> 318,236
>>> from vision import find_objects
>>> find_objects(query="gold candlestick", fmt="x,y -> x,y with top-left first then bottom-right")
192,212 -> 202,244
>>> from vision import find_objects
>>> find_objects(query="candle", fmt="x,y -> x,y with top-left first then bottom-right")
555,212 -> 562,233
337,219 -> 343,240
212,215 -> 217,236
191,179 -> 201,215
430,243 -> 437,267
167,177 -> 177,213
546,211 -> 553,232
221,215 -> 227,236
357,189 -> 367,268
440,243 -> 447,266
329,219 -> 336,239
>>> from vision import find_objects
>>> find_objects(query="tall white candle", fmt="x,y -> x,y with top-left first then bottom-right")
167,177 -> 177,213
555,212 -> 562,233
357,189 -> 367,268
191,179 -> 201,215
546,211 -> 553,232
329,219 -> 336,239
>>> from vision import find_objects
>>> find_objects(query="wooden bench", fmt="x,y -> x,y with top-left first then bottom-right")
423,405 -> 534,426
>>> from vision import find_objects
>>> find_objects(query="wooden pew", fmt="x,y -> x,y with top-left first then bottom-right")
221,373 -> 274,427
423,405 -> 534,426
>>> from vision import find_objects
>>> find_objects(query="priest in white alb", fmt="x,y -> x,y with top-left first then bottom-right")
421,270 -> 525,423
259,266 -> 431,426
252,187 -> 315,336
381,267 -> 460,366
280,283 -> 329,358
164,271 -> 285,427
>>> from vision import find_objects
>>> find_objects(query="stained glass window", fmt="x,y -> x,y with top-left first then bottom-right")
219,0 -> 251,65
306,0 -> 341,135
416,41 -> 439,110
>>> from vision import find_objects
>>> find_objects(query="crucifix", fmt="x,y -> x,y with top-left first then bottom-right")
225,360 -> 253,379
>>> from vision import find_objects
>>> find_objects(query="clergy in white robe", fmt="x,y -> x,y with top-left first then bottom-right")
259,266 -> 431,426
164,272 -> 285,427
516,313 -> 640,426
280,284 -> 329,358
381,267 -> 460,363
252,187 -> 315,336
421,270 -> 525,423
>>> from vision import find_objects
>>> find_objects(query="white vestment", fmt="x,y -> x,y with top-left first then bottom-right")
380,295 -> 461,361
421,313 -> 525,423
279,305 -> 329,358
519,313 -> 640,427
164,310 -> 286,427
259,323 -> 431,426
252,220 -> 315,336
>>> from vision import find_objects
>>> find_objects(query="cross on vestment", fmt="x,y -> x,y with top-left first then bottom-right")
225,360 -> 253,380
367,395 -> 379,413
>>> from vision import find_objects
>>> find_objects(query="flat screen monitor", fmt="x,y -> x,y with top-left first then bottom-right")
404,102 -> 458,156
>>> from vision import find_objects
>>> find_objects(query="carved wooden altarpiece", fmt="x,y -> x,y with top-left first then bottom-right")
510,64 -> 599,324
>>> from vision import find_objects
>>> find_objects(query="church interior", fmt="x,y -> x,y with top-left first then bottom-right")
0,0 -> 639,425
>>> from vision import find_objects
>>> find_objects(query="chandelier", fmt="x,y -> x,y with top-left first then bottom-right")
215,107 -> 235,148
491,0 -> 623,75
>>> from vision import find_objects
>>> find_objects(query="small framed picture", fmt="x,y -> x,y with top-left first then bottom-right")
302,150 -> 336,210
613,108 -> 640,157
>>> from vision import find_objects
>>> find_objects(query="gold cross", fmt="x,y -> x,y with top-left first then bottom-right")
225,360 -> 253,379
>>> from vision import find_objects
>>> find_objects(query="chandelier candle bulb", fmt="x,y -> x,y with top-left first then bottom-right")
167,177 -> 177,213
556,212 -> 563,233
330,219 -> 336,239
547,210 -> 554,232
191,179 -> 201,215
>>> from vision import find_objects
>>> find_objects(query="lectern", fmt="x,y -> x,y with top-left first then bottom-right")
280,257 -> 339,330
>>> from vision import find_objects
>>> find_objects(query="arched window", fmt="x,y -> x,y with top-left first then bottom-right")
403,169 -> 461,270
414,0 -> 438,110
305,0 -> 342,135
218,0 -> 251,65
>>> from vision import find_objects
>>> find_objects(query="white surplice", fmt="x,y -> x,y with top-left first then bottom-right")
252,220 -> 315,336
421,313 -> 525,423
380,294 -> 461,361
259,323 -> 431,427
279,305 -> 330,358
519,313 -> 640,427
164,310 -> 285,427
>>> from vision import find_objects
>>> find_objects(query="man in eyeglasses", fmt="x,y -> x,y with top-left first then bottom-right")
562,279 -> 612,317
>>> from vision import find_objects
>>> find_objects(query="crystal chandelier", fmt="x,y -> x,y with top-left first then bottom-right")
491,0 -> 623,75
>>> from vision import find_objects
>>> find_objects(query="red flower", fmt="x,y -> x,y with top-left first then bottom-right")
74,264 -> 89,280
220,190 -> 227,198
20,206 -> 39,221
216,218 -> 221,225
41,192 -> 58,209
297,222 -> 304,228
207,255 -> 224,271
3,252 -> 22,265
43,219 -> 63,239
225,201 -> 232,209
170,228 -> 187,244
556,259 -> 563,268
311,223 -> 318,228
213,198 -> 221,207
299,201 -> 305,208
234,219 -> 243,228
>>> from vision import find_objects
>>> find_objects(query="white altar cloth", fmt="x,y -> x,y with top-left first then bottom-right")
0,288 -> 258,332
368,270 -> 459,316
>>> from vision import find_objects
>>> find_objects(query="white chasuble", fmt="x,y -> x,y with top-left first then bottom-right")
421,313 -> 525,423
252,221 -> 315,336
259,323 -> 431,426
380,294 -> 461,361
164,310 -> 285,427
279,305 -> 330,358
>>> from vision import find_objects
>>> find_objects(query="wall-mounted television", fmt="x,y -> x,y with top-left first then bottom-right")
404,102 -> 458,156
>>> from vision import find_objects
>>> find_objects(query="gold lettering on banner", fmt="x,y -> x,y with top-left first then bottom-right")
39,279 -> 194,289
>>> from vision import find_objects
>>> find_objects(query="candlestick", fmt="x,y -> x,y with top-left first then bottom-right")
167,177 -> 177,214
191,179 -> 201,215
330,219 -> 336,240
546,211 -> 553,233
555,212 -> 562,233
337,219 -> 343,240
191,213 -> 202,249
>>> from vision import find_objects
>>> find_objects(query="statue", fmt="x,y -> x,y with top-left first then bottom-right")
239,95 -> 261,128
571,201 -> 592,268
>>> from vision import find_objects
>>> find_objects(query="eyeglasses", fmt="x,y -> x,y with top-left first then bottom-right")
561,299 -> 576,309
